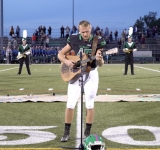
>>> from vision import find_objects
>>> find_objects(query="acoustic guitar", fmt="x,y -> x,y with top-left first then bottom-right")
61,48 -> 118,82
17,49 -> 31,60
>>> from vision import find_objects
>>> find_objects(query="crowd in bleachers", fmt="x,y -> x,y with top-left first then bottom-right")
1,24 -> 159,64
7,24 -> 159,47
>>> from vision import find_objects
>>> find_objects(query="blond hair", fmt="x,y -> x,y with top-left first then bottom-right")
78,20 -> 91,28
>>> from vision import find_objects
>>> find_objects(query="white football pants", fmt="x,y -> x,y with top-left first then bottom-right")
67,68 -> 99,109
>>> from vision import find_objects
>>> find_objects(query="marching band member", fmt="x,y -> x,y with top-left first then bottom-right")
17,30 -> 31,75
123,27 -> 137,75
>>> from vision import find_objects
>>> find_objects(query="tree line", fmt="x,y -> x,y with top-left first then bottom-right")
134,12 -> 160,30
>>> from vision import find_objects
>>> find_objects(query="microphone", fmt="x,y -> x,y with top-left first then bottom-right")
80,51 -> 82,60
79,48 -> 83,59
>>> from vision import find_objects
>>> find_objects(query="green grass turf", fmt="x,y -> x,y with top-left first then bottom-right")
0,102 -> 160,148
0,64 -> 160,148
93,102 -> 160,148
0,102 -> 77,148
0,64 -> 160,96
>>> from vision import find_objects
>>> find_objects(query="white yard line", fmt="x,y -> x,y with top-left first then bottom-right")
0,67 -> 18,72
76,101 -> 84,148
135,65 -> 160,73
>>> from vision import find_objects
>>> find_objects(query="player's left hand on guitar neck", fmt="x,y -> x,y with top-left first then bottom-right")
95,49 -> 103,60
96,49 -> 104,67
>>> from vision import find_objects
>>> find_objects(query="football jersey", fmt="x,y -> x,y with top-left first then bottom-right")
67,34 -> 106,68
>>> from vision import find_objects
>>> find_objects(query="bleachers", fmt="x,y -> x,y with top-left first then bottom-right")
1,36 -> 160,64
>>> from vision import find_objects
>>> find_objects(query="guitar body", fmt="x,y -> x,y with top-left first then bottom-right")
17,50 -> 31,60
61,54 -> 88,82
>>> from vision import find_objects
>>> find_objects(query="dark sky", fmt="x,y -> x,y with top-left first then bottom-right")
3,0 -> 160,36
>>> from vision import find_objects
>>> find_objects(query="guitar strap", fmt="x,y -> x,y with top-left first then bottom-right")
91,35 -> 98,56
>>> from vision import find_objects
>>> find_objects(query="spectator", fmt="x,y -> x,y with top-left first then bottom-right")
16,26 -> 20,38
65,26 -> 70,39
48,26 -> 52,37
109,31 -> 113,41
104,27 -> 109,41
32,33 -> 36,46
38,25 -> 42,35
9,26 -> 14,38
60,25 -> 65,38
114,30 -> 118,41
72,25 -> 77,33
43,26 -> 46,34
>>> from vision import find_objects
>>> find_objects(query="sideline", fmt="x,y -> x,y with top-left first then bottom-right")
135,65 -> 160,73
0,67 -> 18,72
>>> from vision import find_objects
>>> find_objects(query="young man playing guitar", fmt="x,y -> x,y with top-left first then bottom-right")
58,20 -> 106,142
17,37 -> 31,75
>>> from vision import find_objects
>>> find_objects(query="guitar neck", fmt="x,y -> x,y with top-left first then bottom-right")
81,56 -> 96,64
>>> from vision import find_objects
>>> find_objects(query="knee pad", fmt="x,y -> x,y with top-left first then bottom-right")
85,98 -> 94,109
66,99 -> 77,109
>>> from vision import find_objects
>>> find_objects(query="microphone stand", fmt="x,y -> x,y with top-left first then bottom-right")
61,51 -> 84,150
79,51 -> 84,150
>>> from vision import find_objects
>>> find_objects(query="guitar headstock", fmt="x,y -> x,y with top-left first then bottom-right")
106,48 -> 118,55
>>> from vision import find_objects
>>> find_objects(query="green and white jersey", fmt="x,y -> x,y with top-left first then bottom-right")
19,44 -> 30,54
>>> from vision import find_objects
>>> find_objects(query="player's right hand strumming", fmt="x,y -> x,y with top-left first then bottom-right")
64,59 -> 75,68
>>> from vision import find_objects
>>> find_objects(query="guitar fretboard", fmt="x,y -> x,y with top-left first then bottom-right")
81,56 -> 96,64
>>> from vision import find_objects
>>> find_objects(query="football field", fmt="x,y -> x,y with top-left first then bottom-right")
0,64 -> 160,149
